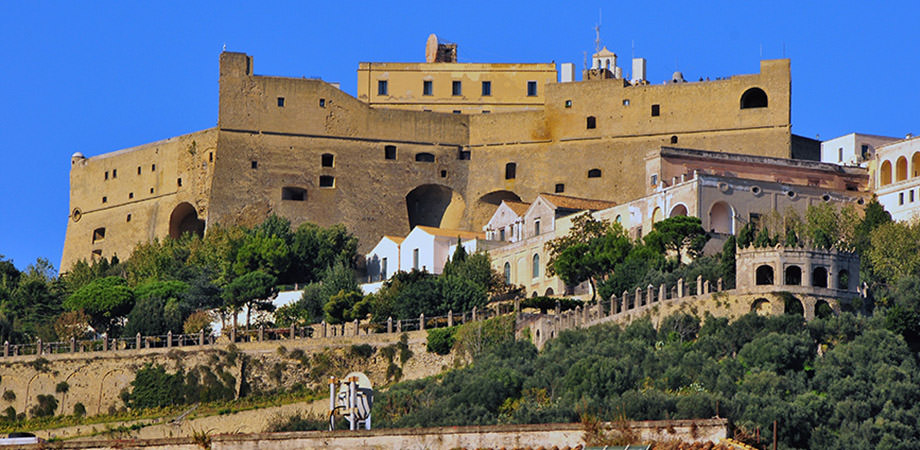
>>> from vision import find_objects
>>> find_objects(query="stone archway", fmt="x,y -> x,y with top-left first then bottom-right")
405,184 -> 466,230
751,298 -> 772,316
169,202 -> 205,239
669,204 -> 688,217
472,190 -> 522,230
783,295 -> 805,317
815,300 -> 834,319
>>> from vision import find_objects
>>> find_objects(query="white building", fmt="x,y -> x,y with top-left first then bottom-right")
365,235 -> 403,283
483,200 -> 530,243
399,226 -> 484,274
874,135 -> 920,221
821,132 -> 898,166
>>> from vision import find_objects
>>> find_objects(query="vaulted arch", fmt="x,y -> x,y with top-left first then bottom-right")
740,87 -> 768,109
880,160 -> 892,186
405,184 -> 465,230
169,202 -> 204,239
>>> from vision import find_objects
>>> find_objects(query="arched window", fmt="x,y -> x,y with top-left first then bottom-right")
709,201 -> 733,234
587,168 -> 602,178
751,298 -> 771,315
740,87 -> 768,109
896,156 -> 908,182
321,153 -> 334,167
755,265 -> 774,285
838,269 -> 850,290
415,152 -> 435,162
544,287 -> 554,296
503,262 -> 511,285
815,300 -> 834,319
532,254 -> 540,278
812,267 -> 828,288
586,116 -> 596,129
784,296 -> 805,316
652,207 -> 663,223
880,160 -> 893,186
670,135 -> 678,144
785,265 -> 802,286
92,227 -> 106,243
912,152 -> 920,178
505,162 -> 517,180
669,204 -> 688,217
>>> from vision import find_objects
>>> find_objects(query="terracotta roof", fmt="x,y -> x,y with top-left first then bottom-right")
383,235 -> 405,244
415,226 -> 485,240
537,193 -> 616,211
503,200 -> 531,216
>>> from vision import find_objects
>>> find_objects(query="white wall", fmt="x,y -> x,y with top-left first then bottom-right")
365,237 -> 400,282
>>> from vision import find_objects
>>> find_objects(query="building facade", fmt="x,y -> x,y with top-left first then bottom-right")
873,136 -> 920,221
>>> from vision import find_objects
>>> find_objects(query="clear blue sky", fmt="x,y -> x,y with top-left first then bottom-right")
1,1 -> 918,271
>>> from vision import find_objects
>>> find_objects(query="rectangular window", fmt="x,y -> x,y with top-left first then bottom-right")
151,164 -> 156,171
534,220 -> 540,236
499,229 -> 505,241
277,97 -> 285,107
384,145 -> 397,160
177,178 -> 182,187
527,81 -> 537,96
319,98 -> 326,108
137,166 -> 141,175
861,144 -> 870,159
555,183 -> 564,193
452,80 -> 462,96
112,169 -> 117,178
651,104 -> 660,116
92,227 -> 106,243
413,249 -> 419,270
481,81 -> 491,96
126,214 -> 132,222
899,192 -> 905,205
105,171 -> 109,180
911,190 -> 916,203
251,160 -> 258,169
377,80 -> 388,96
650,174 -> 658,185
423,80 -> 432,96
381,257 -> 387,279
128,192 -> 133,199
319,175 -> 335,188
564,99 -> 572,108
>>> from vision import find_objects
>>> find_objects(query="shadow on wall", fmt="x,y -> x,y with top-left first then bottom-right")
405,185 -> 466,230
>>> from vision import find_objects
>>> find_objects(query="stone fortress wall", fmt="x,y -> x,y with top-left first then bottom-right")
63,49 -> 798,270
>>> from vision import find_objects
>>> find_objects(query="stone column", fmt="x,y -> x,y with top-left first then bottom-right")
36,338 -> 42,356
167,331 -> 173,348
696,275 -> 703,295
635,287 -> 643,307
387,317 -> 393,334
647,285 -> 655,303
717,278 -> 723,292
703,280 -> 710,294
3,341 -> 8,357
659,283 -> 667,302
199,329 -> 205,346
70,337 -> 76,353
447,310 -> 453,327
472,306 -> 478,322
136,333 -> 141,350
291,324 -> 296,340
322,321 -> 327,338
258,326 -> 264,342
419,313 -> 425,331
397,320 -> 402,333
514,298 -> 521,318
622,291 -> 629,311
354,319 -> 360,336
803,259 -> 813,288
677,278 -> 684,297
555,300 -> 561,316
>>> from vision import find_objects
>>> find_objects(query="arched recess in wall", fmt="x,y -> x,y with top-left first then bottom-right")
503,262 -> 511,285
708,201 -> 733,234
880,160 -> 892,185
755,265 -> 774,285
544,287 -> 554,296
652,207 -> 664,223
669,204 -> 688,217
169,202 -> 204,239
783,295 -> 805,317
472,190 -> 523,230
912,152 -> 920,178
812,267 -> 828,288
896,156 -> 908,182
405,184 -> 465,230
815,300 -> 834,319
751,297 -> 771,316
785,265 -> 802,286
740,87 -> 768,109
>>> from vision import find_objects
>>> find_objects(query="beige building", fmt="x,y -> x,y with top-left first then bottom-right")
63,36 -> 815,271
873,135 -> 920,221
357,35 -> 556,114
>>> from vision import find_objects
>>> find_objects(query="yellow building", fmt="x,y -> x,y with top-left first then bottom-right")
357,34 -> 556,114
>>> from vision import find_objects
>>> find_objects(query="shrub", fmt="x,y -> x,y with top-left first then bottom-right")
73,402 -> 86,417
29,394 -> 58,418
349,344 -> 375,359
2,390 -> 15,402
2,406 -> 15,422
56,381 -> 70,394
127,364 -> 185,409
426,327 -> 457,355
183,310 -> 213,335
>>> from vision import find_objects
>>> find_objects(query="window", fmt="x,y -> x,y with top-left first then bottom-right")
177,178 -> 182,187
911,190 -> 915,202
651,104 -> 660,116
377,80 -> 388,96
587,168 -> 602,178
564,99 -> 572,108
452,110 -> 461,114
385,145 -> 397,160
277,97 -> 285,107
527,81 -> 537,96
503,262 -> 511,284
899,192 -> 904,205
481,81 -> 491,96
319,175 -> 335,188
128,192 -> 134,199
413,248 -> 419,270
423,80 -> 433,96
555,183 -> 565,193
150,187 -> 154,194
785,266 -> 802,286
381,257 -> 388,279
112,169 -> 117,178
650,174 -> 658,185
321,153 -> 334,167
838,147 -> 843,162
92,227 -> 106,243
281,187 -> 306,201
440,170 -> 447,178
209,152 -> 213,162
137,166 -> 141,175
622,99 -> 630,106
151,164 -> 156,171
91,249 -> 102,258
586,116 -> 596,129
534,220 -> 540,235
860,144 -> 870,159
756,265 -> 774,285
458,149 -> 471,160
104,171 -> 109,180
740,87 -> 768,109
102,196 -> 107,203
532,254 -> 540,278
482,110 -> 490,114
319,98 -> 326,108
499,229 -> 505,241
670,135 -> 678,144
505,162 -> 516,179
126,214 -> 131,222
415,152 -> 435,162
452,80 -> 462,96
251,161 -> 258,169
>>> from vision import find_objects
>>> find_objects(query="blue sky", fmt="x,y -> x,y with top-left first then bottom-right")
1,1 -> 918,271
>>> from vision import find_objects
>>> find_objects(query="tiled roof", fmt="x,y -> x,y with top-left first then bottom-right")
538,193 -> 616,211
415,226 -> 485,240
383,235 -> 405,244
503,200 -> 531,216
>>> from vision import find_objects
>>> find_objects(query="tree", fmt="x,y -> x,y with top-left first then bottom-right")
124,297 -> 169,337
547,215 -> 632,300
643,216 -> 709,263
53,309 -> 91,341
867,221 -> 920,284
323,290 -> 363,324
64,276 -> 135,335
221,270 -> 277,330
288,223 -> 358,283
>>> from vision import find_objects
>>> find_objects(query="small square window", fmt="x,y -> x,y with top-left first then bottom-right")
128,192 -> 133,199
277,97 -> 285,107
423,80 -> 432,96
321,153 -> 334,167
385,145 -> 397,160
622,99 -> 630,106
564,99 -> 572,108
481,81 -> 491,96
440,170 -> 447,178
319,98 -> 326,108
452,80 -> 462,96
319,175 -> 335,188
93,227 -> 106,243
527,81 -> 537,97
102,196 -> 107,203
458,150 -> 471,160
377,80 -> 388,96
554,183 -> 565,193
251,161 -> 258,169
651,104 -> 660,116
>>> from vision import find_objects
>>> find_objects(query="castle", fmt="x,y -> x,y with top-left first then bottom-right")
63,36 -> 813,271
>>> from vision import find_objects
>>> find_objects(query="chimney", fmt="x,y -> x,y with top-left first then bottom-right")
560,63 -> 575,83
631,57 -> 647,83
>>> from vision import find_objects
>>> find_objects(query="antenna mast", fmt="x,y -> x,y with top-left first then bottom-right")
594,9 -> 602,53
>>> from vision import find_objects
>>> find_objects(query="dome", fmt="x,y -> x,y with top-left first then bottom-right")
71,151 -> 85,159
